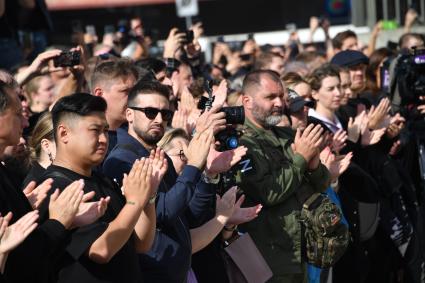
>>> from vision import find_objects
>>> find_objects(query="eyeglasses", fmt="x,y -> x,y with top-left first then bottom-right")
169,149 -> 187,162
129,106 -> 173,121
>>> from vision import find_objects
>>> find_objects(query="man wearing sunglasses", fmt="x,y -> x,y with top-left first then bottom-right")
103,80 -> 221,282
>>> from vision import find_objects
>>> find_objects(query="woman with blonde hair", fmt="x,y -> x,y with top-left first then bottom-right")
25,75 -> 55,114
23,112 -> 56,187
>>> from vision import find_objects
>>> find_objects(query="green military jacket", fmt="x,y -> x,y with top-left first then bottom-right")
238,118 -> 330,276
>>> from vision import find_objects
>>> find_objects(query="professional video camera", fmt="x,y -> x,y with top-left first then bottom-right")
389,47 -> 425,118
198,80 -> 245,152
388,47 -> 425,185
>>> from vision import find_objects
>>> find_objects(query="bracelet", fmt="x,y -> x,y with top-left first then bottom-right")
126,201 -> 137,205
202,172 -> 220,184
223,225 -> 237,232
148,192 -> 157,204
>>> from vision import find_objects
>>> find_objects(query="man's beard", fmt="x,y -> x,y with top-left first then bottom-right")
252,103 -> 283,128
134,126 -> 164,146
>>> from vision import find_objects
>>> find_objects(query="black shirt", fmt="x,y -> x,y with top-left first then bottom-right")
0,163 -> 68,283
22,161 -> 47,188
37,165 -> 142,283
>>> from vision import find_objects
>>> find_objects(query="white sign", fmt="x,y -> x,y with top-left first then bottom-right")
175,0 -> 198,17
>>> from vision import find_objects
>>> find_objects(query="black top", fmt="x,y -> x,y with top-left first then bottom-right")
0,163 -> 68,283
37,165 -> 142,283
22,161 -> 47,188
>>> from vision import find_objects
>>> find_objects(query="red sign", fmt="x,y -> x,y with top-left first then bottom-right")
46,0 -> 174,10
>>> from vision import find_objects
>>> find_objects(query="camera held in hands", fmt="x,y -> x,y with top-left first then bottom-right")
197,79 -> 250,193
53,51 -> 81,68
181,30 -> 194,45
198,80 -> 245,151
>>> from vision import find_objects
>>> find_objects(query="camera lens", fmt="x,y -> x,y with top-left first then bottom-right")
226,136 -> 239,149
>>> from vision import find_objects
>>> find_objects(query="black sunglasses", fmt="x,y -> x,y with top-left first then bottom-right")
129,106 -> 173,121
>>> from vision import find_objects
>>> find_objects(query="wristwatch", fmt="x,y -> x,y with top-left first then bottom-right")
202,172 -> 220,184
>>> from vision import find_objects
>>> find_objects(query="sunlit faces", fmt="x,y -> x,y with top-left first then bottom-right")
339,71 -> 353,105
292,82 -> 312,100
268,56 -> 285,76
341,36 -> 359,51
62,112 -> 109,166
348,64 -> 366,93
127,94 -> 170,146
178,64 -> 193,91
245,76 -> 285,128
0,88 -> 25,147
155,70 -> 172,87
101,75 -> 136,127
33,76 -> 55,110
312,76 -> 342,112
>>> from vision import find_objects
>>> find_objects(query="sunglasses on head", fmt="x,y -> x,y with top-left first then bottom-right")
129,106 -> 173,121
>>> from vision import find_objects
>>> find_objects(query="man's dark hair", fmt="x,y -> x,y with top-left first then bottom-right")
308,64 -> 340,91
51,92 -> 107,141
242,69 -> 282,95
91,58 -> 139,91
332,30 -> 357,49
135,58 -> 166,75
128,80 -> 170,106
137,68 -> 157,82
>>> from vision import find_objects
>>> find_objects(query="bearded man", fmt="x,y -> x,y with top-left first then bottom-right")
238,70 -> 330,283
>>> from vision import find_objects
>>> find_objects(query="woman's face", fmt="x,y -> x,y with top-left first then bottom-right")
292,82 -> 312,100
165,137 -> 189,175
33,76 -> 55,109
313,76 -> 342,112
339,72 -> 352,105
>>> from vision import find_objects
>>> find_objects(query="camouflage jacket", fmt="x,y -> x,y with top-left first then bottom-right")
238,118 -> 330,276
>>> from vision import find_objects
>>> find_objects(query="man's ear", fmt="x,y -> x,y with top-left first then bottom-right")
93,87 -> 103,97
57,124 -> 70,144
242,94 -> 253,110
126,108 -> 134,124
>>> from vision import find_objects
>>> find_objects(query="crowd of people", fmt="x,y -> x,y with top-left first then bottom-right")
1,1 -> 425,283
